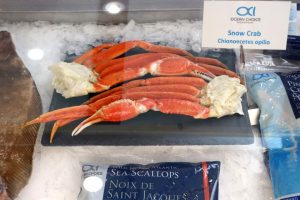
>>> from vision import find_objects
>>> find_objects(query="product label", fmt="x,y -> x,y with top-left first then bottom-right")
78,162 -> 220,200
202,1 -> 291,49
278,71 -> 300,119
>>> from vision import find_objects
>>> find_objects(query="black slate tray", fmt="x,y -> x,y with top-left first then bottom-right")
42,48 -> 253,146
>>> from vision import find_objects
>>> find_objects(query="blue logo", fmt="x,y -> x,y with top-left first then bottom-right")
253,73 -> 269,80
236,6 -> 256,16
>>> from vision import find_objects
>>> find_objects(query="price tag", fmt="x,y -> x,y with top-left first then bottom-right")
202,1 -> 291,50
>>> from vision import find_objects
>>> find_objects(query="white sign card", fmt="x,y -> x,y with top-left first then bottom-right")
202,1 -> 291,50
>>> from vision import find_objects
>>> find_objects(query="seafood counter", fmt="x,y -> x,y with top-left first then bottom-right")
0,21 -> 273,200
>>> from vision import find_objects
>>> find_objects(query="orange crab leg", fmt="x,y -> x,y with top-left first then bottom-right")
72,98 -> 210,135
94,53 -> 178,74
83,40 -> 194,68
186,56 -> 227,69
25,91 -> 200,127
25,106 -> 94,143
87,83 -> 203,104
50,118 -> 82,143
94,57 -> 215,92
74,43 -> 114,64
97,53 -> 179,76
156,99 -> 210,118
94,53 -> 227,74
89,91 -> 199,110
93,53 -> 157,73
72,98 -> 156,135
86,76 -> 207,105
148,57 -> 215,78
50,89 -> 200,142
196,63 -> 241,81
24,105 -> 95,127
74,41 -> 227,70
102,84 -> 201,99
122,76 -> 207,88
26,90 -> 202,142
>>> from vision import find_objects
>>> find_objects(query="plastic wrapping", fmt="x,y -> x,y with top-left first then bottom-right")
243,53 -> 299,74
78,162 -> 220,200
246,70 -> 300,200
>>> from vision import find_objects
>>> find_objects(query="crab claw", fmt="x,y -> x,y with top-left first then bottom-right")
49,118 -> 82,143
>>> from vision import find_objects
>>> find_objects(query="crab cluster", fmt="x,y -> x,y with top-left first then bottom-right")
25,40 -> 246,143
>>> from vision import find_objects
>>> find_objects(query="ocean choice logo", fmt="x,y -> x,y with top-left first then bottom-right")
236,6 -> 256,17
253,73 -> 269,80
231,5 -> 260,23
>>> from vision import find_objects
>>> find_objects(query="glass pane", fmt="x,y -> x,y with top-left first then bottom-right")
0,1 -> 298,200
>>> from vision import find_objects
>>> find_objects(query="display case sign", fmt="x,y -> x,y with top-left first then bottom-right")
202,1 -> 291,50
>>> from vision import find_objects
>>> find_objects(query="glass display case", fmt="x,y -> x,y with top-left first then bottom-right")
0,0 -> 299,200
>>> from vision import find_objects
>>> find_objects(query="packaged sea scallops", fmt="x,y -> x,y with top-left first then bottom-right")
78,162 -> 220,200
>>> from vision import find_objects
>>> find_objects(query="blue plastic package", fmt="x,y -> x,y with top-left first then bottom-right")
247,71 -> 300,200
78,162 -> 220,200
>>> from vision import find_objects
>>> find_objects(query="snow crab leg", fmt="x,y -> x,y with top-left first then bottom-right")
26,76 -> 208,142
25,90 -> 202,126
47,90 -> 200,142
93,57 -> 215,91
51,56 -> 215,98
94,52 -> 179,74
94,53 -> 228,75
196,63 -> 240,80
186,56 -> 227,69
48,76 -> 207,142
74,43 -> 114,65
86,76 -> 207,104
82,40 -> 194,68
75,40 -> 227,69
95,54 -> 235,83
72,98 -> 210,135
25,85 -> 205,142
